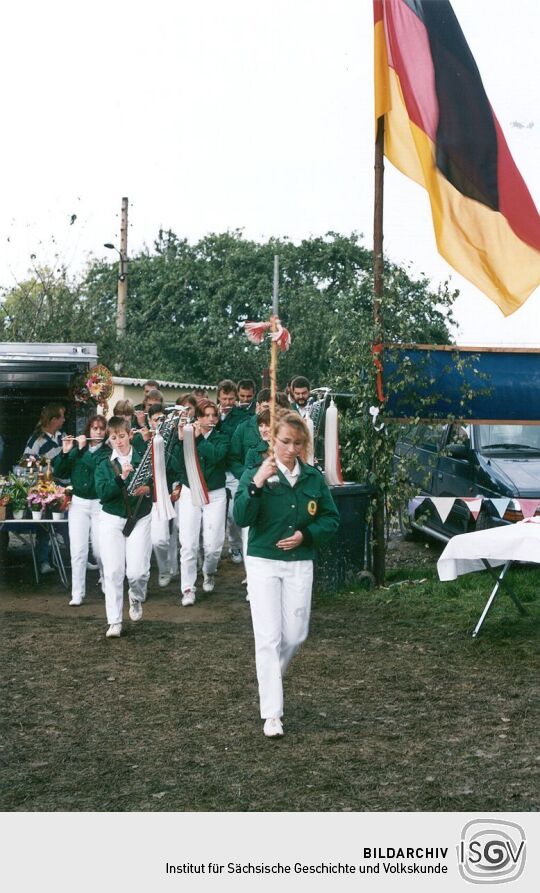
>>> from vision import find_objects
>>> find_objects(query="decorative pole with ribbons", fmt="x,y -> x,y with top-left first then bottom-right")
244,254 -> 291,469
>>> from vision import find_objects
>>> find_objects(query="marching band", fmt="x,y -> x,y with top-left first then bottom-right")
10,375 -> 339,738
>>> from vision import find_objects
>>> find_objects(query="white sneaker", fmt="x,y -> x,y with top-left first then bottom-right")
69,597 -> 84,606
129,598 -> 143,621
158,573 -> 172,588
230,548 -> 243,564
181,589 -> 196,606
202,575 -> 215,593
39,562 -> 55,575
86,560 -> 98,571
106,623 -> 122,638
263,717 -> 284,738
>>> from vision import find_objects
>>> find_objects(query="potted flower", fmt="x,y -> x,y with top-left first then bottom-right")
7,476 -> 30,519
47,486 -> 68,521
27,488 -> 45,520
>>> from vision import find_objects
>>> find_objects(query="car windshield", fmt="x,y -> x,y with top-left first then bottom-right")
476,424 -> 540,452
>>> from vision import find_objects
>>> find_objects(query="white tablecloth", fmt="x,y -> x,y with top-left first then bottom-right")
437,520 -> 540,581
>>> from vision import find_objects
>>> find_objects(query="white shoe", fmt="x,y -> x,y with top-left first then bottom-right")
86,560 -> 98,571
106,623 -> 122,638
158,573 -> 172,587
263,717 -> 284,738
129,598 -> 143,621
69,597 -> 84,606
230,548 -> 243,564
202,575 -> 215,593
39,562 -> 55,575
181,589 -> 196,606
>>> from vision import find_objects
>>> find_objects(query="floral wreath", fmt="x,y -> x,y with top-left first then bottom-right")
70,364 -> 113,413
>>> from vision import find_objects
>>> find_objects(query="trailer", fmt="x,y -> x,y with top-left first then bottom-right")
0,342 -> 98,474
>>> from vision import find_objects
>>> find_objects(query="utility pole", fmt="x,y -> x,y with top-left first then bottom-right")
116,197 -> 128,340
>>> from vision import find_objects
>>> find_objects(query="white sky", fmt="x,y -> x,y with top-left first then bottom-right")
0,0 -> 538,346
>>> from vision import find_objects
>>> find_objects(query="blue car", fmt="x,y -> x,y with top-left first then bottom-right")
394,422 -> 540,541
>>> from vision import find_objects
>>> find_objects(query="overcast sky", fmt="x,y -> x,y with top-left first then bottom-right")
0,0 -> 538,346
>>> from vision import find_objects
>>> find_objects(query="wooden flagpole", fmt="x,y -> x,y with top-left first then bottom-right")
372,115 -> 386,586
269,254 -> 279,460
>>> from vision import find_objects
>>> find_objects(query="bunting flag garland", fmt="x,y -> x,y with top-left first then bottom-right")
374,0 -> 540,315
407,495 -> 540,524
489,498 -> 511,519
151,433 -> 176,522
183,425 -> 210,507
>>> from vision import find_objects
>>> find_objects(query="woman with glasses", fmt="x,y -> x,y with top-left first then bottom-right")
234,412 -> 339,739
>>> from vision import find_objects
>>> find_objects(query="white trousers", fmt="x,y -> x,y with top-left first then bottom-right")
68,495 -> 103,601
246,556 -> 313,719
99,511 -> 152,625
151,504 -> 177,575
178,486 -> 226,593
226,472 -> 243,552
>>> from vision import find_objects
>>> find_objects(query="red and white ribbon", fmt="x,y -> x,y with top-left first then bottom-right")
245,318 -> 291,352
183,424 -> 209,507
151,433 -> 176,522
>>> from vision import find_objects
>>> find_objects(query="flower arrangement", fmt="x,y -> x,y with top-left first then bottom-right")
27,480 -> 62,511
70,364 -> 113,413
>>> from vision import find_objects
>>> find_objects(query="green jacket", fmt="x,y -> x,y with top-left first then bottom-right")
229,415 -> 264,479
53,445 -> 111,500
244,440 -> 268,470
218,405 -> 251,440
233,460 -> 340,561
95,445 -> 152,518
170,430 -> 229,492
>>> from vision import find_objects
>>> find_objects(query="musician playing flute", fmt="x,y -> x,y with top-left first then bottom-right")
171,399 -> 229,605
95,417 -> 153,638
233,411 -> 339,739
53,414 -> 109,606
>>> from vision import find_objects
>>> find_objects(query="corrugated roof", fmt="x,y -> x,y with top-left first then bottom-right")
112,376 -> 216,390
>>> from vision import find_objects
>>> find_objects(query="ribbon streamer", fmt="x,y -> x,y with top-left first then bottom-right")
151,433 -> 176,522
183,424 -> 210,507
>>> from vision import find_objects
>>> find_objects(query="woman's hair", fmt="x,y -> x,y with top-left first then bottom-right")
84,414 -> 107,438
195,399 -> 218,419
34,403 -> 65,434
176,393 -> 198,411
113,399 -> 134,417
274,411 -> 310,446
107,416 -> 131,435
256,408 -> 271,427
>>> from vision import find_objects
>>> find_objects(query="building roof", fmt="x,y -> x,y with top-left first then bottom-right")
112,376 -> 216,390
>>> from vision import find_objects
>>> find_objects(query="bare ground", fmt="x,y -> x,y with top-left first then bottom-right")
1,532 -> 538,812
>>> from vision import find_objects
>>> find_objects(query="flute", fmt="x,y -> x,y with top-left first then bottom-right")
61,436 -> 104,443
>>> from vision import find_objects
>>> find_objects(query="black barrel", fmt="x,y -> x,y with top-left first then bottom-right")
315,482 -> 374,590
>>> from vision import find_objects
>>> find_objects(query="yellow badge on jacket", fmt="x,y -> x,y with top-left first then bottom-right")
307,499 -> 318,516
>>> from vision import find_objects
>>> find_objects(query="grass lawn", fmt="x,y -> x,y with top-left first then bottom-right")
1,554 -> 538,812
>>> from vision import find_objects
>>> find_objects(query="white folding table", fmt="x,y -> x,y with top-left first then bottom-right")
437,520 -> 536,637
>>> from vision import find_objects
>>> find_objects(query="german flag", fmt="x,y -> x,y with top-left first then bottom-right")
374,0 -> 540,315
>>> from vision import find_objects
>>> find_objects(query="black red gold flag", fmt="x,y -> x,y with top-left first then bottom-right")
374,0 -> 540,315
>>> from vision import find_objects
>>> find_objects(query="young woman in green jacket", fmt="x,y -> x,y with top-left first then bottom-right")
53,414 -> 109,606
234,412 -> 340,739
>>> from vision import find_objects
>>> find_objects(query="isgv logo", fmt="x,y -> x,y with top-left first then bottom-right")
458,819 -> 526,884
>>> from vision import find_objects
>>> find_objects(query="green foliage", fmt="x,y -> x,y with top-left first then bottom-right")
0,230 -> 456,389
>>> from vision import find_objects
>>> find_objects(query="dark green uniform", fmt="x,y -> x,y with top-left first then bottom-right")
95,445 -> 152,518
53,444 -> 110,498
170,430 -> 229,492
234,461 -> 339,561
229,415 -> 265,479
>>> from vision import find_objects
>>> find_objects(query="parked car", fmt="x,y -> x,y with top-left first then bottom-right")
394,422 -> 540,541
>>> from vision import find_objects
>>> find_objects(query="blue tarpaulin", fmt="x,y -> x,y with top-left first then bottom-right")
381,345 -> 540,423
